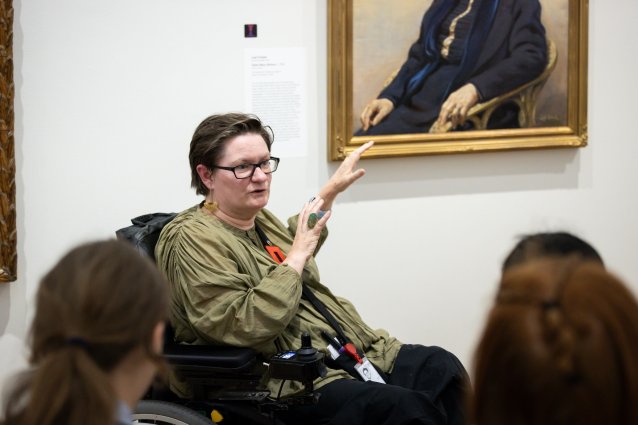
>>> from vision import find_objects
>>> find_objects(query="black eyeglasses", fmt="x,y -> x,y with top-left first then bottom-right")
212,157 -> 280,179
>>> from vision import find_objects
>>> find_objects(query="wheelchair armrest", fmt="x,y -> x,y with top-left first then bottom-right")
164,343 -> 259,374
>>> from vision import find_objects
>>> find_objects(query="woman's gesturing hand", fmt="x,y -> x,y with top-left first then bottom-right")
319,141 -> 374,210
285,197 -> 331,275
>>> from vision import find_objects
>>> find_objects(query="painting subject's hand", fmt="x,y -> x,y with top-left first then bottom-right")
360,98 -> 394,131
434,83 -> 479,130
319,141 -> 374,210
286,197 -> 331,274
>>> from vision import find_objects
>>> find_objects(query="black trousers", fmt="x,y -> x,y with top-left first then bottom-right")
278,344 -> 469,425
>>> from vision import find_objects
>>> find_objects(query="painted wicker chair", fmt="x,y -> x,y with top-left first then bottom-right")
429,39 -> 558,133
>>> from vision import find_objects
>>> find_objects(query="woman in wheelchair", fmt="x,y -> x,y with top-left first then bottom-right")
0,240 -> 169,425
155,112 -> 468,425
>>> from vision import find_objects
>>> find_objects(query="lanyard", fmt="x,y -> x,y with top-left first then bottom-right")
253,223 -> 351,346
254,224 -> 287,264
253,223 -> 384,380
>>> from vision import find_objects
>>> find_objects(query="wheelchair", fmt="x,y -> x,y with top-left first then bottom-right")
117,213 -> 326,425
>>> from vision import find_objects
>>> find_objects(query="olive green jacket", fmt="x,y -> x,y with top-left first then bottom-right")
155,205 -> 401,397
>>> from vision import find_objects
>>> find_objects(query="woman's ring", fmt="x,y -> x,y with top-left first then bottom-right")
308,213 -> 318,229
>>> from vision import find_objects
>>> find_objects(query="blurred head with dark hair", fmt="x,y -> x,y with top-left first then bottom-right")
472,258 -> 638,425
1,240 -> 169,425
502,232 -> 603,272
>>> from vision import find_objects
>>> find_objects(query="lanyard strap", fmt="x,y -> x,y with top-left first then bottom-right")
253,223 -> 350,344
254,224 -> 287,264
301,285 -> 349,345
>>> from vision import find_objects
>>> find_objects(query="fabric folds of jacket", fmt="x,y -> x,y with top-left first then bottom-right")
155,206 -> 402,398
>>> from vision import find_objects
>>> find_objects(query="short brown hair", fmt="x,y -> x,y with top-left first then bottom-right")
189,113 -> 274,196
472,258 -> 638,425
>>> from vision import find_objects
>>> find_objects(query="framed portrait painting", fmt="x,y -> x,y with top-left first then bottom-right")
327,0 -> 588,160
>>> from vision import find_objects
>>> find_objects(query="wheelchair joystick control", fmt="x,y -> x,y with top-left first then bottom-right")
297,332 -> 317,357
268,332 -> 327,396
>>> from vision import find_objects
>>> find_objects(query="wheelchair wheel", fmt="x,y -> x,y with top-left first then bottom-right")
133,400 -> 212,424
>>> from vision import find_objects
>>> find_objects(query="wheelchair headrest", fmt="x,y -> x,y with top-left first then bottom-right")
116,212 -> 177,262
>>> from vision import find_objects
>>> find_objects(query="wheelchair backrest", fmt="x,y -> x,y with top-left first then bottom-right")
116,212 -> 177,262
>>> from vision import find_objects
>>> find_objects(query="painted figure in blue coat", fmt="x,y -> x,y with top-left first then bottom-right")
357,0 -> 547,135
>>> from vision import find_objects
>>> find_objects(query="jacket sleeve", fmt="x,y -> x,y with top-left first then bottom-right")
468,0 -> 547,100
377,0 -> 456,105
163,222 -> 303,348
377,11 -> 436,106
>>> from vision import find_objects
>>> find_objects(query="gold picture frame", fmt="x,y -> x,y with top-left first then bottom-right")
328,0 -> 588,160
0,0 -> 15,282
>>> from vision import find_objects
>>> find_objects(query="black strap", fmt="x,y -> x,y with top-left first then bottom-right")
301,285 -> 349,345
254,223 -> 350,344
254,223 -> 273,246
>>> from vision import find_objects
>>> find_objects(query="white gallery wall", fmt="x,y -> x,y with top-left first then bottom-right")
2,0 -> 638,371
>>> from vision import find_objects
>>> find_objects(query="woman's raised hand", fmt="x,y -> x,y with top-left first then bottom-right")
319,141 -> 374,210
285,196 -> 331,275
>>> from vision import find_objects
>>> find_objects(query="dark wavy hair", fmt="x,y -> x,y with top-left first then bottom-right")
502,231 -> 603,272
